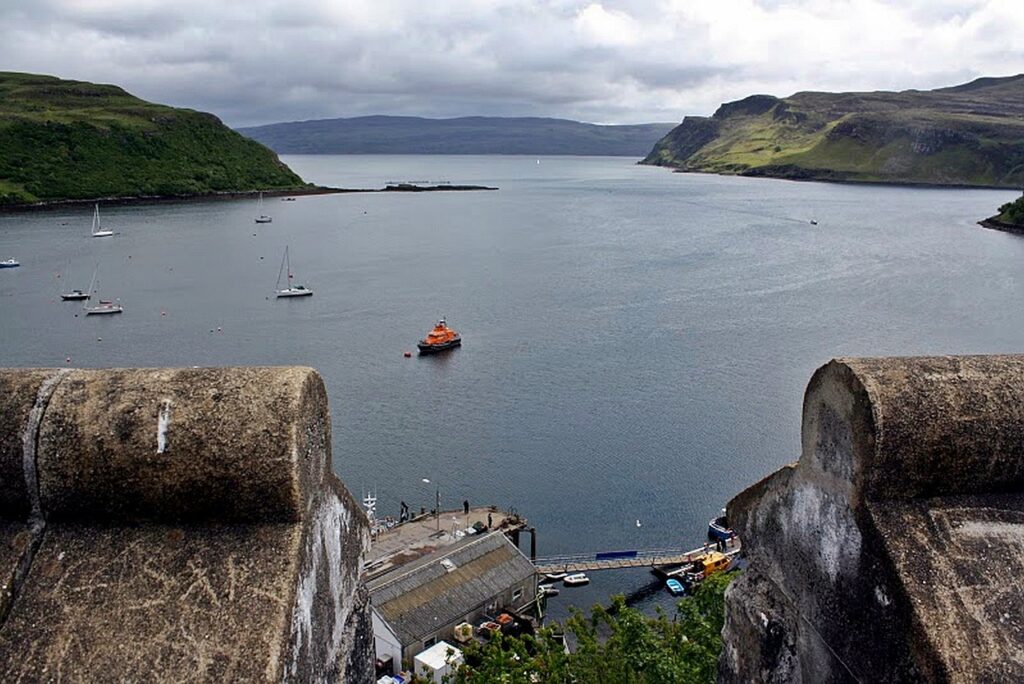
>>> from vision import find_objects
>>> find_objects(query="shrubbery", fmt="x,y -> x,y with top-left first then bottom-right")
998,194 -> 1024,226
434,571 -> 736,684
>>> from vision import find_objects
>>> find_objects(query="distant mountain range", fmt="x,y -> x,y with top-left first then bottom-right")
643,75 -> 1024,188
0,72 -> 306,206
237,116 -> 675,156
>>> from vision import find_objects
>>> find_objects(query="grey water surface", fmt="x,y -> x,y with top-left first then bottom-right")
1,155 -> 1020,616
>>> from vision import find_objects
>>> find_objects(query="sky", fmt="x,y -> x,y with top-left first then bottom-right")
1,0 -> 1022,128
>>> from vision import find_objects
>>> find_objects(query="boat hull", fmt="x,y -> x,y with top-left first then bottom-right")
255,217 -> 273,224
708,518 -> 733,542
0,263 -> 19,269
85,307 -> 122,315
276,289 -> 313,298
91,231 -> 114,238
61,293 -> 90,301
417,338 -> 461,354
563,573 -> 590,587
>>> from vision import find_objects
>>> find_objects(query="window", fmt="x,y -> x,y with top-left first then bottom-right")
512,588 -> 523,603
423,637 -> 436,649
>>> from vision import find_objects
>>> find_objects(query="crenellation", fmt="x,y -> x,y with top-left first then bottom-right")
0,366 -> 373,682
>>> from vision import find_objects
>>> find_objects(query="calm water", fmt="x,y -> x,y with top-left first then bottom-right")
1,155 -> 1020,615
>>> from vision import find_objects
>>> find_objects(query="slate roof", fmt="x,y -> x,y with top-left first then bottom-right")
369,531 -> 536,645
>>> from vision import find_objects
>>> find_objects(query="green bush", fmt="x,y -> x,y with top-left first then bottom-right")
440,571 -> 737,684
998,194 -> 1024,226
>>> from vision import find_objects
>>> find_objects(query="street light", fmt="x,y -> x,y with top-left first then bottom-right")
422,478 -> 440,531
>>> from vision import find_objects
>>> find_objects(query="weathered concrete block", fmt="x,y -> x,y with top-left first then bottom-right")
0,367 -> 372,682
721,356 -> 1024,683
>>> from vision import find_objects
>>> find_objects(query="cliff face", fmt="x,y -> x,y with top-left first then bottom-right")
0,72 -> 307,205
721,356 -> 1024,682
643,75 -> 1024,188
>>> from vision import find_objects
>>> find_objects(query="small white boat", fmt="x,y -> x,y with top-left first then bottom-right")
85,300 -> 123,315
543,572 -> 568,582
539,584 -> 560,597
0,258 -> 19,268
562,573 -> 590,587
82,265 -> 122,315
275,246 -> 313,298
91,204 -> 114,238
255,192 -> 273,224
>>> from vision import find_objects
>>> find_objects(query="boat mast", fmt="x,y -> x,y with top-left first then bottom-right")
83,265 -> 98,309
276,247 -> 288,290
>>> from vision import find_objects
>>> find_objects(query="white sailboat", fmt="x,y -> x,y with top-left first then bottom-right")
275,246 -> 312,298
91,203 -> 114,238
254,192 -> 273,224
60,264 -> 90,301
83,265 -> 123,315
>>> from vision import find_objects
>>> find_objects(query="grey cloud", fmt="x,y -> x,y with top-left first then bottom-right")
0,1 -> 1021,127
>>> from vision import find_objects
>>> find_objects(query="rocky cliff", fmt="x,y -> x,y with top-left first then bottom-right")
644,75 -> 1024,188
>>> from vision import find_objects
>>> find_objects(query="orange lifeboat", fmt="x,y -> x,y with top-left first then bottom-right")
417,318 -> 461,354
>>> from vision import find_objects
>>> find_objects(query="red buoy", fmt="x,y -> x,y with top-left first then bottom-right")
403,351 -> 412,358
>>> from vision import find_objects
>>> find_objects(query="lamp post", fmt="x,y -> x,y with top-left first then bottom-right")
422,478 -> 440,531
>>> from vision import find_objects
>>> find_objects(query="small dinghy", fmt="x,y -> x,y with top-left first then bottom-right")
563,573 -> 590,587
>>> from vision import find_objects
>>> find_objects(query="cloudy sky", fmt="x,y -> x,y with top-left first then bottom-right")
1,1 -> 1021,127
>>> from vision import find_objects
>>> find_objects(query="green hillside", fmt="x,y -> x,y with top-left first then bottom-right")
0,72 -> 307,205
642,75 -> 1024,188
238,115 -> 674,156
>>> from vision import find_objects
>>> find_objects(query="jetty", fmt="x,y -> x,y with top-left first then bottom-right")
533,538 -> 740,576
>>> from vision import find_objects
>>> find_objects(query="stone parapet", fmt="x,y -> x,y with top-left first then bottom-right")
0,367 -> 372,682
721,356 -> 1024,683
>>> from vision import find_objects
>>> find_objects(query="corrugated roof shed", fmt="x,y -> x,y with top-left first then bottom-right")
369,532 -> 535,645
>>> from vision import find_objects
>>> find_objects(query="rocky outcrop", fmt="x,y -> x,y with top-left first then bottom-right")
0,367 -> 372,682
642,116 -> 720,167
720,356 -> 1024,683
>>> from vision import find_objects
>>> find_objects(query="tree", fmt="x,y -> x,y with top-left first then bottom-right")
441,571 -> 736,684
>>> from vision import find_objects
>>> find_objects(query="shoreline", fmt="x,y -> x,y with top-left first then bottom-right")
638,162 -> 1020,192
0,184 -> 498,214
978,216 -> 1024,236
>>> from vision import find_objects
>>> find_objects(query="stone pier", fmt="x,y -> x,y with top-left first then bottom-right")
0,367 -> 373,682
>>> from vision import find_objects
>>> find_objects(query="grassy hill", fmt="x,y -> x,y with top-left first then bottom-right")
642,75 -> 1024,188
0,72 -> 307,205
237,116 -> 675,156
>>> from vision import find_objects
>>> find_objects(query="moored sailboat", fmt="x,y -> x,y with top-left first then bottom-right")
83,265 -> 122,315
255,192 -> 273,224
91,204 -> 114,238
275,246 -> 312,298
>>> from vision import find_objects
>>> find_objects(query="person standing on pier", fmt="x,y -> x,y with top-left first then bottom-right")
463,500 -> 470,515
